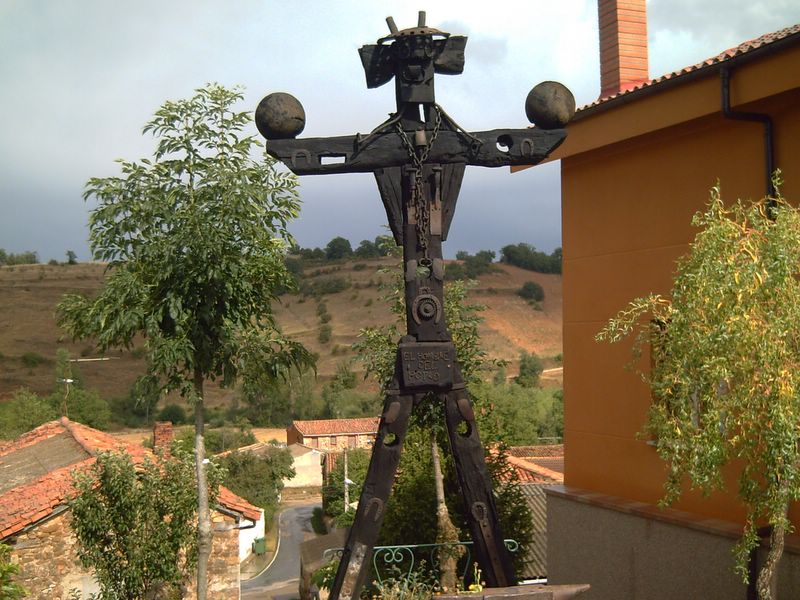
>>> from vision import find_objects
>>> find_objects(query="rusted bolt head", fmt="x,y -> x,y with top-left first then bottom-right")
255,92 -> 306,139
525,81 -> 575,129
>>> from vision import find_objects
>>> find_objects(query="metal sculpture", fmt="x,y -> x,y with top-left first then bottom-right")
256,12 -> 574,600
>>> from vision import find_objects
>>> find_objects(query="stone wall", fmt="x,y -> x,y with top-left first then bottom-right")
10,510 -> 97,600
547,486 -> 800,600
10,508 -> 242,600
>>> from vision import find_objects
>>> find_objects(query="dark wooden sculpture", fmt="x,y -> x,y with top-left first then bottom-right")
256,12 -> 574,600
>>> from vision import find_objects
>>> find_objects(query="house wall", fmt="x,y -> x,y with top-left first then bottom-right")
10,509 -> 244,600
10,511 -> 96,600
553,46 -> 800,595
547,487 -> 800,600
561,82 -> 800,524
287,450 -> 323,488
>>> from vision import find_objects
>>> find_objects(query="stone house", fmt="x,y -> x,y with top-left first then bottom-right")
286,417 -> 379,452
0,418 -> 263,599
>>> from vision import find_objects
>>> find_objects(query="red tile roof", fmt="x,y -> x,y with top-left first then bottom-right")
506,454 -> 563,484
583,23 -> 800,111
291,417 -> 380,436
0,418 -> 261,539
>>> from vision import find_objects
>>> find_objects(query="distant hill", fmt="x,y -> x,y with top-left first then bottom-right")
0,259 -> 562,405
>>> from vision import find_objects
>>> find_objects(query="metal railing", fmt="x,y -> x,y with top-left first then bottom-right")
322,539 -> 519,587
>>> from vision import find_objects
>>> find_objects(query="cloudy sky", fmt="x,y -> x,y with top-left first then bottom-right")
1,1 -> 799,262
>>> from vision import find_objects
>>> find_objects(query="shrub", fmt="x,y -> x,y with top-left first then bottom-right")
311,506 -> 327,535
20,351 -> 47,369
158,403 -> 188,424
319,312 -> 332,324
0,388 -> 57,439
517,281 -> 545,302
318,324 -> 332,344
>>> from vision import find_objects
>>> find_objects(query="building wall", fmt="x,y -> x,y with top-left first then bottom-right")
561,83 -> 800,524
10,509 -> 243,600
547,487 -> 800,600
10,511 -> 96,600
287,450 -> 323,488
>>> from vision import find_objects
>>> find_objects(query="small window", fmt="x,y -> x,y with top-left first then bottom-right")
330,435 -> 337,447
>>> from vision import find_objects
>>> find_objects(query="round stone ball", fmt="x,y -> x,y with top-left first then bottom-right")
255,92 -> 306,139
525,81 -> 576,129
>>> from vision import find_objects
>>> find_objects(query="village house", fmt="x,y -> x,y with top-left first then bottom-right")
286,417 -> 379,452
0,418 -> 263,599
515,1 -> 800,597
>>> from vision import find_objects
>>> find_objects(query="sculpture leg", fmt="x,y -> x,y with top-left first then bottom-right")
329,383 -> 415,600
443,385 -> 517,588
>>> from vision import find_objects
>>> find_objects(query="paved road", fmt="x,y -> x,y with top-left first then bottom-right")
242,502 -> 320,599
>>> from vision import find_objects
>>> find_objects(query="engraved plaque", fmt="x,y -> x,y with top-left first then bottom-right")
398,341 -> 455,389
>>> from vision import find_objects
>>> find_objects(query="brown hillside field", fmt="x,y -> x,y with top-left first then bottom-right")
0,259 -> 561,408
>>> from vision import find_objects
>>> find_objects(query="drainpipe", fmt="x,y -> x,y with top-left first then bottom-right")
720,66 -> 776,199
216,505 -> 257,531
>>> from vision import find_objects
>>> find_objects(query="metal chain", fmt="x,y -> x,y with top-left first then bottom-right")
394,107 -> 442,260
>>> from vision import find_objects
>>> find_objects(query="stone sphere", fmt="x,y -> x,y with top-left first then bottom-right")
525,81 -> 576,129
255,92 -> 306,139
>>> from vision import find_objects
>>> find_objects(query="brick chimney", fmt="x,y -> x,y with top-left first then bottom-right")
598,0 -> 649,98
153,421 -> 174,456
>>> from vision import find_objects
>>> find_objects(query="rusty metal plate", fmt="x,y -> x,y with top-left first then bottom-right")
398,341 -> 455,389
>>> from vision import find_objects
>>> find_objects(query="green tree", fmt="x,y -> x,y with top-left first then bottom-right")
515,351 -> 543,388
66,250 -> 78,265
352,259 -> 531,582
354,239 -> 380,258
69,448 -> 218,600
57,84 -> 313,599
596,177 -> 799,599
0,388 -> 57,440
0,542 -> 26,599
325,236 -> 353,260
218,445 -> 294,522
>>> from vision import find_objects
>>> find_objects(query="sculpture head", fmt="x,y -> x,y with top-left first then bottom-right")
358,11 -> 466,105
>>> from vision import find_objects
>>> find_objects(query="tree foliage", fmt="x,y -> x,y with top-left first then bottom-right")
596,177 -> 799,598
218,445 -> 294,522
56,84 -> 313,599
324,236 -> 353,260
500,243 -> 561,274
69,448 -> 219,600
0,542 -> 26,599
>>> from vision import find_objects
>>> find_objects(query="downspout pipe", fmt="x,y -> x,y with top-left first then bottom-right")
720,66 -> 776,198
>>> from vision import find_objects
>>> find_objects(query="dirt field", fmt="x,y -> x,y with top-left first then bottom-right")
0,259 -> 562,405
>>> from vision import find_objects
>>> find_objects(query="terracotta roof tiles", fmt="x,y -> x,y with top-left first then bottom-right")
0,418 -> 262,540
291,417 -> 380,436
584,23 -> 800,110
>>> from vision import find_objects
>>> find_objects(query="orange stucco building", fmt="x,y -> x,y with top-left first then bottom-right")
532,2 -> 800,598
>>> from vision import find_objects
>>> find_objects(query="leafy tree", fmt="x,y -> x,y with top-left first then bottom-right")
175,426 -> 256,455
0,388 -> 57,440
0,542 -> 26,599
57,84 -> 313,599
218,445 -> 294,522
354,239 -> 380,258
240,364 -> 321,426
69,448 -> 219,600
596,177 -> 799,599
0,249 -> 38,266
500,243 -> 561,274
66,250 -> 78,265
515,351 -> 543,388
325,236 -> 353,260
323,448 -> 371,528
351,257 -> 531,581
471,382 -> 563,444
158,403 -> 188,424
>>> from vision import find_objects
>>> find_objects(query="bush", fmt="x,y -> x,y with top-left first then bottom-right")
20,351 -> 48,369
0,388 -> 57,439
311,506 -> 327,535
515,351 -> 543,388
218,445 -> 294,521
175,426 -> 256,454
301,276 -> 351,297
501,243 -> 561,274
517,281 -> 545,302
158,403 -> 188,424
318,324 -> 332,344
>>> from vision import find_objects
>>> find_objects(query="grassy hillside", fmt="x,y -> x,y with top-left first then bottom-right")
0,259 -> 562,406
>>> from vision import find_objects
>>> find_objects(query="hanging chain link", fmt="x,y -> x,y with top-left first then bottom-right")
394,106 -> 442,260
